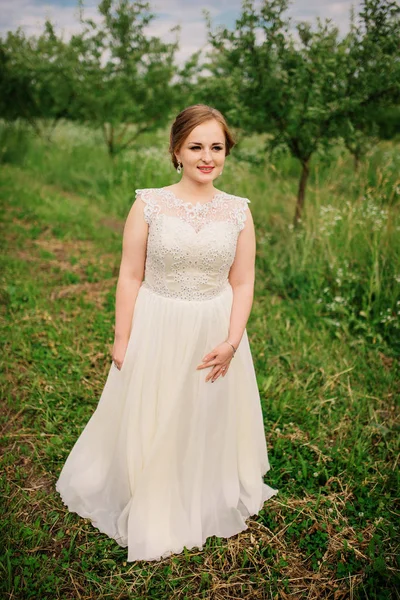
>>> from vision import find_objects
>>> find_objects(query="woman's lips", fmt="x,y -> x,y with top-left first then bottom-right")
198,167 -> 214,172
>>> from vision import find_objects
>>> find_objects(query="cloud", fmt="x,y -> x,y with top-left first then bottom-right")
0,0 -> 362,63
288,0 -> 361,34
0,0 -> 100,39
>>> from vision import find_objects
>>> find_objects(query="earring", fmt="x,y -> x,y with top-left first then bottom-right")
176,161 -> 182,174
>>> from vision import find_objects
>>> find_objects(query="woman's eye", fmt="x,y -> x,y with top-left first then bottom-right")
190,146 -> 223,151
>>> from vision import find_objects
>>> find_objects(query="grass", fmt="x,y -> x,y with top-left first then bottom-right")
0,120 -> 399,599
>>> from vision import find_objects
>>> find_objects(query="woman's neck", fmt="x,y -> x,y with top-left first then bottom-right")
170,178 -> 219,201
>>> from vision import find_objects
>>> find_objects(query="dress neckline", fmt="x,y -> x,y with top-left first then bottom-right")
160,186 -> 226,208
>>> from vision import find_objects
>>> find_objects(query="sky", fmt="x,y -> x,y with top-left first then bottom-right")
0,0 -> 362,65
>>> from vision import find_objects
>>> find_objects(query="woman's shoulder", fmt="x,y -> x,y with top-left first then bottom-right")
135,187 -> 180,200
135,187 -> 158,196
219,189 -> 251,207
134,188 -> 163,204
216,190 -> 251,232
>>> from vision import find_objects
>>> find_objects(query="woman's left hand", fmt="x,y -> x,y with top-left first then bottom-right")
196,342 -> 234,382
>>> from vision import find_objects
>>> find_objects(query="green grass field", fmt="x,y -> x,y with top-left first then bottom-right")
1,121 -> 399,599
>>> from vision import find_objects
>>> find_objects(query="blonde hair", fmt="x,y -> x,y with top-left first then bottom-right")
169,104 -> 236,169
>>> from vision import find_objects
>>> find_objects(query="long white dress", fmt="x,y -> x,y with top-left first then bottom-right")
55,186 -> 278,562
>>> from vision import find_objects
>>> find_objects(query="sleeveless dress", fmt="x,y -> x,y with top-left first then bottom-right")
55,186 -> 278,562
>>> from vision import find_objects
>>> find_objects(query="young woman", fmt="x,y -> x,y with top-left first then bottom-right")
56,104 -> 278,562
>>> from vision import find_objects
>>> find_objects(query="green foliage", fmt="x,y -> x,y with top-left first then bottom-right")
372,104 -> 400,141
337,0 -> 400,166
200,0 -> 400,222
0,23 -> 81,140
67,0 -> 180,155
0,1 -> 181,155
0,120 -> 32,165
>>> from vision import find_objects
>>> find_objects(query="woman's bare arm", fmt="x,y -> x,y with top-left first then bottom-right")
114,197 -> 149,343
227,206 -> 256,349
196,205 -> 256,381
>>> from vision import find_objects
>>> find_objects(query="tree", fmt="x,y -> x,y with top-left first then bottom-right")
201,0 -> 400,225
69,0 -> 180,156
0,22 -> 80,139
0,0 -> 182,154
338,0 -> 400,170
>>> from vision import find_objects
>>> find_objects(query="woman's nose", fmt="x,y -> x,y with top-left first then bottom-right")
201,148 -> 213,162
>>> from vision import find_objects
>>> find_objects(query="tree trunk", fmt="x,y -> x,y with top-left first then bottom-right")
354,152 -> 359,172
108,123 -> 115,157
103,122 -> 115,157
294,158 -> 310,227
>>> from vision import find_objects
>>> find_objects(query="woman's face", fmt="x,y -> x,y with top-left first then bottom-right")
175,119 -> 226,184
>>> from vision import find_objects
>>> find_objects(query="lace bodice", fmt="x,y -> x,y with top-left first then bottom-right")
135,187 -> 250,301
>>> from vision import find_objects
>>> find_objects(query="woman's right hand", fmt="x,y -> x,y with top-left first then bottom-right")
112,338 -> 128,371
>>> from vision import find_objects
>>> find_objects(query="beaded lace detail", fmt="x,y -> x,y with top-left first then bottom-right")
135,187 -> 250,301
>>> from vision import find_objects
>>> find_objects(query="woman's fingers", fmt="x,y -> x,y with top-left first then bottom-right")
197,359 -> 218,370
206,367 -> 218,382
112,359 -> 123,371
222,364 -> 230,377
197,344 -> 234,371
206,364 -> 229,383
196,346 -> 233,380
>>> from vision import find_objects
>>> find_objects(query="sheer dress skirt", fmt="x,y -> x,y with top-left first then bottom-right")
55,281 -> 278,561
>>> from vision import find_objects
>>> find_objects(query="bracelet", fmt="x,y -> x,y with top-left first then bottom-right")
225,340 -> 237,356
